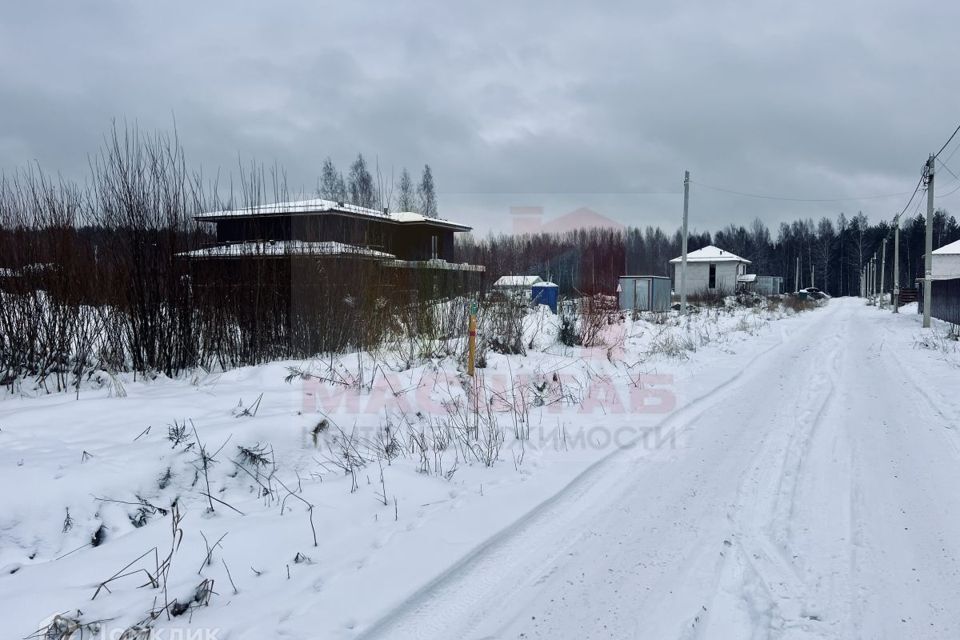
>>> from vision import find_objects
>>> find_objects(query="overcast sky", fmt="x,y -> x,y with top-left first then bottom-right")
2,1 -> 959,235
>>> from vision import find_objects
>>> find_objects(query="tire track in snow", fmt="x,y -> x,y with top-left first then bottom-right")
356,304 -> 844,640
688,304 -> 849,640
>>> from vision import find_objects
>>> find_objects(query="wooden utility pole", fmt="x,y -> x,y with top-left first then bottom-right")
923,154 -> 935,328
680,170 -> 690,315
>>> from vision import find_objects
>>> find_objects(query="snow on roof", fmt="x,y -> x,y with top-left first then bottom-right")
933,238 -> 960,255
178,240 -> 396,260
532,281 -> 558,287
737,273 -> 758,283
194,198 -> 470,231
669,245 -> 751,264
493,275 -> 544,287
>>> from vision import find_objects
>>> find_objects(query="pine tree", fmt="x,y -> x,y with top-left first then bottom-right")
319,157 -> 340,201
417,164 -> 437,218
348,154 -> 376,209
397,168 -> 415,211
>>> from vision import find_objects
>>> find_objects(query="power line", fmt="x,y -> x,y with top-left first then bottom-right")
937,180 -> 960,199
935,122 -> 960,159
894,175 -> 925,222
936,157 -> 960,183
943,135 -> 960,165
690,181 -> 913,203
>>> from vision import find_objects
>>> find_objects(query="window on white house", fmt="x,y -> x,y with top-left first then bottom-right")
709,263 -> 717,289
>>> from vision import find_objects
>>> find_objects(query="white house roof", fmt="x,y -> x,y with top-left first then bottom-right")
178,240 -> 396,260
493,275 -> 543,287
669,245 -> 751,264
194,198 -> 471,231
933,238 -> 960,255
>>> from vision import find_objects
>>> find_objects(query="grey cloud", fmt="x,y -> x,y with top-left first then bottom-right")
2,0 -> 959,234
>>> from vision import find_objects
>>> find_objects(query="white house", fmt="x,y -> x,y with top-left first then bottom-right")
492,275 -> 544,300
669,245 -> 751,294
933,238 -> 960,278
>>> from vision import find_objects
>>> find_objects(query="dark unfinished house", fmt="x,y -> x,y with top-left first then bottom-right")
179,199 -> 484,357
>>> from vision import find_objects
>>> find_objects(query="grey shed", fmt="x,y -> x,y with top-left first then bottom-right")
618,276 -> 672,312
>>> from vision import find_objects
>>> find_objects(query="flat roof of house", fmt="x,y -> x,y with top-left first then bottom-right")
194,198 -> 471,231
669,245 -> 751,264
178,240 -> 396,260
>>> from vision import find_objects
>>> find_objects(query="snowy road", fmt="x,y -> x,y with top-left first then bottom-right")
359,299 -> 960,640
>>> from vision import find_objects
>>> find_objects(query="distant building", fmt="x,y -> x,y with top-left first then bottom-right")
669,245 -> 750,294
493,275 -> 544,289
492,275 -> 543,300
180,199 -> 484,295
737,274 -> 784,296
925,238 -> 960,324
618,275 -> 671,312
933,238 -> 960,278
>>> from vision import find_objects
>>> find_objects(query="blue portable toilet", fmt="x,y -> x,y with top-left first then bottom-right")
531,281 -> 559,313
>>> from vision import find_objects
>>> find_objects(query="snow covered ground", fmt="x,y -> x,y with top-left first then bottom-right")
2,298 -> 959,639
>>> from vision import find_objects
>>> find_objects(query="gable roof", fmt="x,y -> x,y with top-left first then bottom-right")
669,245 -> 751,264
493,275 -> 543,287
194,198 -> 471,231
933,238 -> 960,255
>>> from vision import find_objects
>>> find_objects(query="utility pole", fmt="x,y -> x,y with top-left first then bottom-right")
795,256 -> 800,293
923,154 -> 935,328
873,256 -> 878,298
680,170 -> 690,315
879,237 -> 887,308
893,214 -> 901,312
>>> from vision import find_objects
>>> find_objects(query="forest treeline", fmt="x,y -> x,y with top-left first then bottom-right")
460,210 -> 960,296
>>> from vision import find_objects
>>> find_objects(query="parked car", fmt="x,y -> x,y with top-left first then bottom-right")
800,287 -> 830,300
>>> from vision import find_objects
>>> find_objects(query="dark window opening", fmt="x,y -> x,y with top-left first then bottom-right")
709,263 -> 717,289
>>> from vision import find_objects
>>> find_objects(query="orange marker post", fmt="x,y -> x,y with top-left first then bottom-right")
468,300 -> 477,376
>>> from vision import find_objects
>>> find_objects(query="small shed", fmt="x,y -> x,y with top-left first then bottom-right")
756,276 -> 784,296
493,275 -> 543,290
492,275 -> 543,302
618,276 -> 671,312
738,274 -> 784,296
531,281 -> 559,313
